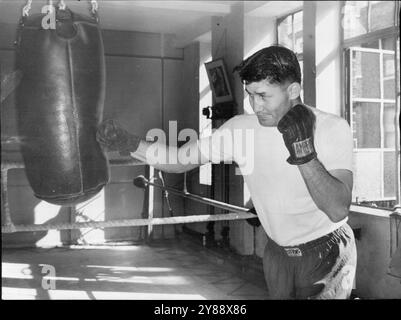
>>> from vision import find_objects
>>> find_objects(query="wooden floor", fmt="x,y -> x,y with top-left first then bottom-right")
2,236 -> 269,300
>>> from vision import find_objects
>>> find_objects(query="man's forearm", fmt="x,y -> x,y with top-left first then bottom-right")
130,140 -> 202,173
298,159 -> 352,222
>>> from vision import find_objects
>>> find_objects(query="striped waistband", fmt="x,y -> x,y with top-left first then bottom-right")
267,224 -> 349,257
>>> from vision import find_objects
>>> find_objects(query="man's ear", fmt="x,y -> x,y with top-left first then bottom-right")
287,82 -> 301,100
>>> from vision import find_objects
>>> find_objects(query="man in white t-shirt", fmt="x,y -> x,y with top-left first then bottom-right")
97,45 -> 357,299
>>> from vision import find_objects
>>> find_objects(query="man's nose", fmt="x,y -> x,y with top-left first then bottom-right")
253,102 -> 264,113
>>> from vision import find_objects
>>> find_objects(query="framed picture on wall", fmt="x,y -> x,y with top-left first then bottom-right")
205,59 -> 233,103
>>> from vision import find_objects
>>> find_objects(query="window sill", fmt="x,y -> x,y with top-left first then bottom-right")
350,204 -> 394,218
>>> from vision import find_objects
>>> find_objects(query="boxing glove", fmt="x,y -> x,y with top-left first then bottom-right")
277,104 -> 317,165
97,119 -> 141,156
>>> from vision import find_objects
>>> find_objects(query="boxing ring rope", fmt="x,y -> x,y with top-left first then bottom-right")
1,156 -> 255,234
2,212 -> 255,234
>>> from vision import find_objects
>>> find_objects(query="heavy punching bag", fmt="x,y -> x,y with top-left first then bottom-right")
15,2 -> 109,206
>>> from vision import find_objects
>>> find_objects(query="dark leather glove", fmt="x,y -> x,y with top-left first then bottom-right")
247,207 -> 261,227
97,119 -> 141,156
277,104 -> 317,165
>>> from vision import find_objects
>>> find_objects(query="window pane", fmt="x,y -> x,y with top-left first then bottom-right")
383,53 -> 396,99
352,102 -> 381,148
370,1 -> 396,32
384,103 -> 396,148
278,15 -> 293,49
382,36 -> 396,50
361,39 -> 380,49
352,50 -> 381,98
343,1 -> 369,39
352,151 -> 382,200
293,11 -> 303,54
384,151 -> 396,198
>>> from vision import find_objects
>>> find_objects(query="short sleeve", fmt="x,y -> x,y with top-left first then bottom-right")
315,117 -> 354,172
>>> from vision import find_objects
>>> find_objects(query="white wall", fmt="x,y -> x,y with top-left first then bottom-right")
315,1 -> 342,116
243,16 -> 277,115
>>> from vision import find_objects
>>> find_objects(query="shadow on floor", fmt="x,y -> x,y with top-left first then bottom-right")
1,235 -> 269,300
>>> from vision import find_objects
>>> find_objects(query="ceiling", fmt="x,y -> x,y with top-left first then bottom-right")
0,0 -> 303,47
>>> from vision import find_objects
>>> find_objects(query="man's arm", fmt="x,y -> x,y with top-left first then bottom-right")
298,160 -> 352,222
96,119 -> 208,174
130,139 -> 206,174
277,105 -> 353,223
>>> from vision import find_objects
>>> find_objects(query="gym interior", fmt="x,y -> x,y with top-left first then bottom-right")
1,0 -> 400,301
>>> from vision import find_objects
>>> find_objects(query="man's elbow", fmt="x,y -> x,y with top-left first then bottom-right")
327,191 -> 352,222
326,205 -> 350,223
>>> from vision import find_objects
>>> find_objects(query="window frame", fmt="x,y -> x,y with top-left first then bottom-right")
276,8 -> 304,61
276,9 -> 304,99
341,0 -> 400,206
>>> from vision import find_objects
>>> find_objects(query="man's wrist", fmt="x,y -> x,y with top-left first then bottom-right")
297,157 -> 319,168
128,134 -> 141,152
287,150 -> 317,165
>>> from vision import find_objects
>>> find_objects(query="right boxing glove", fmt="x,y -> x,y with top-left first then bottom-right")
277,104 -> 317,165
97,119 -> 141,156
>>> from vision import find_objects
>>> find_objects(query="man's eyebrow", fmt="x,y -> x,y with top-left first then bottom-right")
245,89 -> 267,96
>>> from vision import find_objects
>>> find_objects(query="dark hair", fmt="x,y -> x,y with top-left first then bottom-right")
233,45 -> 301,85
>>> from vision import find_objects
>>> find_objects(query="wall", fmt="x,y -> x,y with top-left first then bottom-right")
180,41 -> 214,237
348,211 -> 401,298
303,1 -> 317,107
315,1 -> 342,116
303,1 -> 343,114
1,19 -> 187,246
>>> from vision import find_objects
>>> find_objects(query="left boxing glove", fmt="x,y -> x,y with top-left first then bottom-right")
97,119 -> 141,156
277,104 -> 317,165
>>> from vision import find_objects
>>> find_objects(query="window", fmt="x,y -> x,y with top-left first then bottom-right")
343,1 -> 399,208
277,10 -> 304,98
343,1 -> 397,40
199,49 -> 213,186
277,10 -> 303,55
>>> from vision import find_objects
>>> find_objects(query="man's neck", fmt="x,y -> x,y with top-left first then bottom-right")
290,98 -> 303,107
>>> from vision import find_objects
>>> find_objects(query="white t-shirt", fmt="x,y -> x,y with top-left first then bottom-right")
198,107 -> 354,246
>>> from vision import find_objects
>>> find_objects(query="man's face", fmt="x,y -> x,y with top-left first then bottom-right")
245,79 -> 292,127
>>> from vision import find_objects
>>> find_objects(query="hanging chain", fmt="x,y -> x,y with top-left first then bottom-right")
58,0 -> 66,10
91,0 -> 98,14
22,0 -> 97,17
22,0 -> 32,17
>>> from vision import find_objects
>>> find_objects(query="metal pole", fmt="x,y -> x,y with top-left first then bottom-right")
134,175 -> 250,214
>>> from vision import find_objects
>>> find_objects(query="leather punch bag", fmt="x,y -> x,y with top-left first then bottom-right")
15,2 -> 109,206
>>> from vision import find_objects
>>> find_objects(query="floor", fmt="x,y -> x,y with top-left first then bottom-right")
2,237 -> 269,300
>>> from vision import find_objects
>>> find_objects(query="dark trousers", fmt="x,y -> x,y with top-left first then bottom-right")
263,223 -> 357,299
